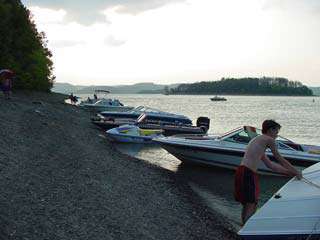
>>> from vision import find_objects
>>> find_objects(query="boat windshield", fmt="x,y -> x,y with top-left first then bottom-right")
94,99 -> 124,106
222,128 -> 253,144
220,126 -> 300,150
94,99 -> 112,105
131,106 -> 164,113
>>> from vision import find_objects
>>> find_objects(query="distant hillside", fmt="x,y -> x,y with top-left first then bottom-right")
52,83 -> 86,94
52,82 -> 179,94
310,87 -> 320,96
170,77 -> 313,96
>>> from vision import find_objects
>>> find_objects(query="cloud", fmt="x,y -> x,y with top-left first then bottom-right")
22,0 -> 185,25
263,0 -> 320,13
29,6 -> 66,24
21,0 -> 320,86
104,35 -> 126,47
51,40 -> 86,48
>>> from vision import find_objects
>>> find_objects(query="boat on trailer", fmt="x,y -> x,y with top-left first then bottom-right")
154,126 -> 320,175
239,162 -> 320,240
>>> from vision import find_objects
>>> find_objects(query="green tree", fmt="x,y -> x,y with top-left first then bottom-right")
170,77 -> 312,96
0,0 -> 54,91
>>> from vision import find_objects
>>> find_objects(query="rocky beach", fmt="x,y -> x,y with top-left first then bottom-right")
0,91 -> 238,240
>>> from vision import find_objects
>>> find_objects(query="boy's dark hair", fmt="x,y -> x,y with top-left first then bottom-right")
262,120 -> 281,134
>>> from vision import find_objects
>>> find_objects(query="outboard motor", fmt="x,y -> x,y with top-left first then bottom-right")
196,117 -> 210,133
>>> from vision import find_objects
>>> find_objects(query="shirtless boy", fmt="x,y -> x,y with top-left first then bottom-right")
234,120 -> 302,225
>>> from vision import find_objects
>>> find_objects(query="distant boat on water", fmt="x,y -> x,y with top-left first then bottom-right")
210,96 -> 227,101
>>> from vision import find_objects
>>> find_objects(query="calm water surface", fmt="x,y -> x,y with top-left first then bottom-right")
87,94 -> 319,228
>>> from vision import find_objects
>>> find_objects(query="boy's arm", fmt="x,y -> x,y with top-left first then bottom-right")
267,138 -> 302,179
261,154 -> 294,176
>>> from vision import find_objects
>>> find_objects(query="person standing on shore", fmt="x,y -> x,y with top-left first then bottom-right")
69,93 -> 78,105
234,120 -> 302,225
0,69 -> 14,100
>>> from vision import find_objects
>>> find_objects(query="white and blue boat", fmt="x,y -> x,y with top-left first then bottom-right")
239,162 -> 320,240
79,90 -> 133,113
106,124 -> 163,143
154,126 -> 320,175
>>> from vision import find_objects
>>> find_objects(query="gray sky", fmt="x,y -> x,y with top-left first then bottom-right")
23,0 -> 185,24
22,0 -> 320,86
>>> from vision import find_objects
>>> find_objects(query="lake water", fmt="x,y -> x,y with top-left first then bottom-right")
83,94 -> 320,228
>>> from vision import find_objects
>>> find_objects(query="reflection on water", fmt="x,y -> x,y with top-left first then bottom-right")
114,143 -> 180,171
114,143 -> 289,228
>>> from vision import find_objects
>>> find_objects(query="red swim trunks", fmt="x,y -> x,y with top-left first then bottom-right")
234,165 -> 260,205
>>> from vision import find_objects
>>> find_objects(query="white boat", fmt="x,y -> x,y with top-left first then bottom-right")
79,90 -> 133,113
239,162 -> 320,239
106,124 -> 163,143
80,98 -> 133,113
154,126 -> 320,175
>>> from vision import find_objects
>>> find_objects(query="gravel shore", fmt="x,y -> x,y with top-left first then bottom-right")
0,91 -> 238,240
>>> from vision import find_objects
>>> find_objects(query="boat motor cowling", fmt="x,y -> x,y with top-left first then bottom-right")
196,117 -> 210,133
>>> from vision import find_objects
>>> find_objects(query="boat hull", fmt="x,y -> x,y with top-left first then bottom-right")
92,120 -> 206,136
239,162 -> 320,239
158,142 -> 277,174
106,132 -> 156,143
84,105 -> 134,113
240,234 -> 320,240
156,140 -> 316,174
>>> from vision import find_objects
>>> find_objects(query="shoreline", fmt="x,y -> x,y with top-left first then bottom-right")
0,90 -> 238,239
67,92 -> 319,97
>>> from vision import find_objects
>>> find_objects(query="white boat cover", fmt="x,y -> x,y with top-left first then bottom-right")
239,162 -> 320,239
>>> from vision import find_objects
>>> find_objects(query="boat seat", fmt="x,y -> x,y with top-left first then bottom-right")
118,126 -> 133,134
309,149 -> 320,155
244,126 -> 258,139
139,129 -> 163,136
284,142 -> 304,151
232,135 -> 250,143
119,129 -> 130,134
185,137 -> 212,140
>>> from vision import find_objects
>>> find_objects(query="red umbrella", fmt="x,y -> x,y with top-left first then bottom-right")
0,69 -> 15,79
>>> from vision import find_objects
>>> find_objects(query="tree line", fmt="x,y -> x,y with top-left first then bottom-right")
0,0 -> 54,91
165,77 -> 313,96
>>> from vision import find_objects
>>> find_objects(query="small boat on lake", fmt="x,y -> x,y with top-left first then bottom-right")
154,126 -> 320,175
239,162 -> 320,239
106,125 -> 163,143
80,99 -> 133,113
79,90 -> 133,113
106,114 -> 164,143
210,96 -> 227,101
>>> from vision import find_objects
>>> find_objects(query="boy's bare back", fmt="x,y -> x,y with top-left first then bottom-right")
242,135 -> 273,172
